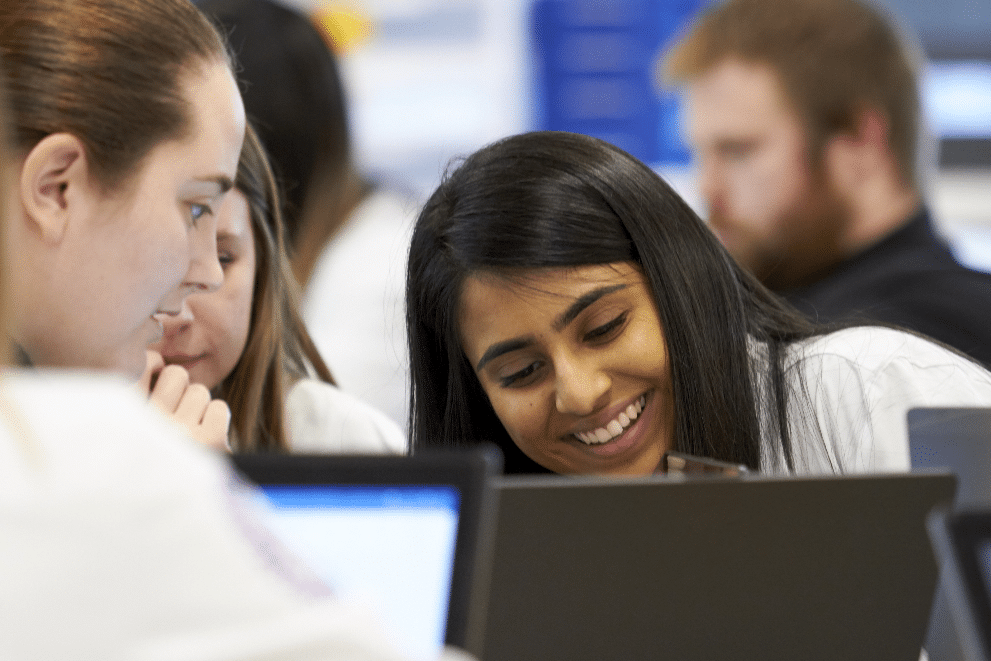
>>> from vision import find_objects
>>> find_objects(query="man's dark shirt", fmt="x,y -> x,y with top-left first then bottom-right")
782,206 -> 991,367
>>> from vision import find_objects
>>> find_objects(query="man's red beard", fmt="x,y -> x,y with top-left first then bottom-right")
709,169 -> 851,291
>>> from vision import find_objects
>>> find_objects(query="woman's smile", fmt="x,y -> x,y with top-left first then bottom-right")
569,390 -> 651,456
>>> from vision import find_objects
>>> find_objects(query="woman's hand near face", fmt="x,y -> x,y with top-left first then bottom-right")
139,350 -> 232,451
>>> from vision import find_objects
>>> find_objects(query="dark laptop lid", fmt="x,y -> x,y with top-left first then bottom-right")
231,448 -> 501,660
470,471 -> 955,661
928,507 -> 991,661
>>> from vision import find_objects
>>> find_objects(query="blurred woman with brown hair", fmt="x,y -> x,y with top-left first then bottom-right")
200,0 -> 418,429
151,125 -> 405,452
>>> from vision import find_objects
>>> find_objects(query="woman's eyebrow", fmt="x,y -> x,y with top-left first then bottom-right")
475,337 -> 535,372
181,176 -> 235,199
552,283 -> 627,332
201,175 -> 235,194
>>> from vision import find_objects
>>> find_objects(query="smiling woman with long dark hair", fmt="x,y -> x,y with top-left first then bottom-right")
406,130 -> 991,475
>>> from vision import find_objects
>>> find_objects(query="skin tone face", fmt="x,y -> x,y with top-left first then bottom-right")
150,190 -> 257,390
459,262 -> 675,476
684,58 -> 847,289
18,59 -> 245,379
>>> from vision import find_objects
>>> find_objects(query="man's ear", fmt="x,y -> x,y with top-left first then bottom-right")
823,107 -> 889,197
18,133 -> 91,244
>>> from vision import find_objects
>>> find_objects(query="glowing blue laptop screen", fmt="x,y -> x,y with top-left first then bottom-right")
252,484 -> 461,661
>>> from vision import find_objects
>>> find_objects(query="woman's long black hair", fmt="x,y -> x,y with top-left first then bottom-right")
406,131 -> 817,473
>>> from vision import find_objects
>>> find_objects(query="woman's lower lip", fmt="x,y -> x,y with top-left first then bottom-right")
579,392 -> 652,458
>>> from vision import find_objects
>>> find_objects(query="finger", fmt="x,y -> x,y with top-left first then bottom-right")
201,399 -> 233,452
148,364 -> 190,415
174,382 -> 212,425
137,350 -> 165,395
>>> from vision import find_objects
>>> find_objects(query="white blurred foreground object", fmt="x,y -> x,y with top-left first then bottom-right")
0,370 -> 473,661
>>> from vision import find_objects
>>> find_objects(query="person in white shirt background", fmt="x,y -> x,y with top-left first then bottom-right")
198,0 -> 418,431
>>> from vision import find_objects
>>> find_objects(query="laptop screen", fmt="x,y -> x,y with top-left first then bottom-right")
231,449 -> 501,661
250,483 -> 460,660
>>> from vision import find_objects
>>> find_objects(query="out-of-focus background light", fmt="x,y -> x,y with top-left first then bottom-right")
283,0 -> 991,268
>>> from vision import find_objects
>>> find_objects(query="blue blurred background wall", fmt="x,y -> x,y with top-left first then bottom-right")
529,0 -> 699,165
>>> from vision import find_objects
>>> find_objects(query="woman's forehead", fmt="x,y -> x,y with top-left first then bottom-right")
216,190 -> 252,237
458,263 -> 645,333
464,263 -> 642,296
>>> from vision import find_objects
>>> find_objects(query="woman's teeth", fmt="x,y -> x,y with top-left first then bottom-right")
574,395 -> 646,445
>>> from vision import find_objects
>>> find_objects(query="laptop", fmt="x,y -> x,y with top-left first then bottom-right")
467,471 -> 956,661
927,507 -> 991,661
230,447 -> 501,661
909,407 -> 991,507
909,407 -> 991,661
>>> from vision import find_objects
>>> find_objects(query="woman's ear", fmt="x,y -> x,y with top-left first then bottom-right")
18,133 -> 91,244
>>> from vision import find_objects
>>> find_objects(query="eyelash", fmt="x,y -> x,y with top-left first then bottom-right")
583,312 -> 628,342
498,312 -> 629,388
500,362 -> 541,388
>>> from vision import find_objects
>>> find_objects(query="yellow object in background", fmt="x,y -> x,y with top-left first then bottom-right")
312,3 -> 373,53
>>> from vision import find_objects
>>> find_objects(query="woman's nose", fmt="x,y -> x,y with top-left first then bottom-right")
554,354 -> 611,416
155,301 -> 195,338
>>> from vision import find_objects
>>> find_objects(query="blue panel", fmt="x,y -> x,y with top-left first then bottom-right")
531,0 -> 704,164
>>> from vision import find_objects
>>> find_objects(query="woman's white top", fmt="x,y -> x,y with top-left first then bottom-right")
0,369 -> 468,661
285,377 -> 407,454
756,326 -> 991,474
302,188 -> 418,431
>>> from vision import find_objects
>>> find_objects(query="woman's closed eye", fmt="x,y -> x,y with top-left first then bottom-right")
494,313 -> 628,388
583,312 -> 628,343
499,360 -> 544,389
216,234 -> 242,269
